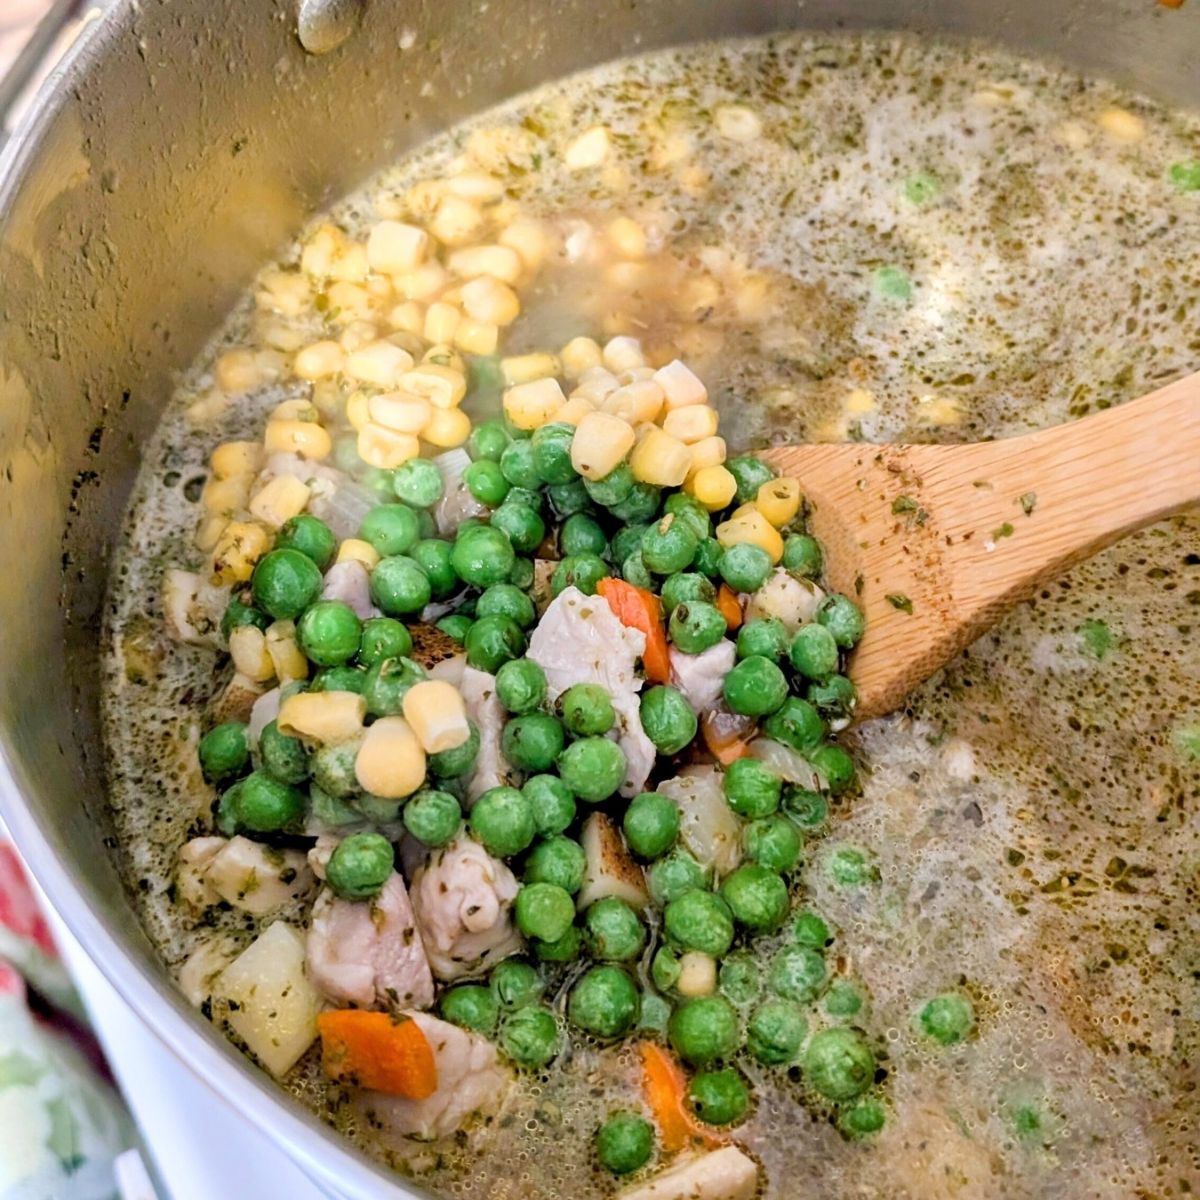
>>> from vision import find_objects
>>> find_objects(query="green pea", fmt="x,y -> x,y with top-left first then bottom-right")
531,423 -> 577,485
747,998 -> 807,1065
221,591 -> 270,641
477,583 -> 536,629
439,985 -> 499,1034
490,502 -> 546,554
524,836 -> 587,894
275,514 -> 336,571
560,513 -> 607,558
1168,160 -> 1200,193
688,1067 -> 749,1126
693,537 -> 725,578
515,882 -> 576,942
641,514 -> 698,574
470,786 -> 536,858
332,433 -> 364,475
324,832 -> 393,900
490,960 -> 543,1010
468,418 -> 511,463
918,992 -> 975,1044
499,439 -> 541,488
640,686 -> 698,755
584,463 -> 635,508
464,614 -> 526,673
559,683 -> 615,737
622,792 -> 680,859
638,993 -> 671,1034
647,850 -> 708,907
503,714 -> 565,772
310,783 -> 361,828
792,910 -> 831,948
651,945 -> 682,992
358,467 -> 397,501
500,1005 -> 561,1067
508,555 -> 535,590
609,482 -> 661,524
297,599 -> 362,667
717,954 -> 761,1007
609,523 -> 648,564
311,738 -> 362,798
723,756 -> 782,818
718,543 -> 772,593
358,616 -> 413,666
363,656 -> 426,717
723,655 -> 788,717
811,744 -> 856,794
532,924 -> 582,964
402,788 -> 462,847
258,720 -> 309,785
818,594 -> 865,649
720,861 -> 790,933
668,602 -> 727,654
464,459 -> 511,507
807,674 -> 857,725
547,478 -> 590,518
659,573 -> 713,615
768,945 -> 827,1002
803,1027 -> 875,1100
522,774 -> 576,836
369,556 -> 432,616
735,617 -> 788,662
199,722 -> 249,783
783,786 -> 828,828
582,897 -> 645,962
551,554 -> 608,596
594,1112 -> 654,1175
726,455 -> 776,506
782,533 -> 822,579
495,657 -> 547,714
825,980 -> 865,1018
429,721 -> 479,779
409,539 -> 458,599
743,816 -> 802,873
621,551 -> 653,590
763,697 -> 825,753
215,782 -> 244,835
390,457 -> 444,508
359,503 -> 419,557
662,494 -> 711,542
435,614 -> 473,644
557,736 -> 626,802
310,666 -> 366,693
452,525 -> 516,587
664,889 -> 734,956
230,770 -> 305,833
251,549 -> 323,620
789,623 -> 840,680
839,1097 -> 886,1138
356,793 -> 404,823
668,995 -> 739,1065
567,966 -> 640,1038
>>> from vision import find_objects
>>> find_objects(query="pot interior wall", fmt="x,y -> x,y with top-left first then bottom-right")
0,0 -> 1194,1192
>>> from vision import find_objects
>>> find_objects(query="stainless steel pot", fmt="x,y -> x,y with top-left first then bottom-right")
0,1 -> 1194,1195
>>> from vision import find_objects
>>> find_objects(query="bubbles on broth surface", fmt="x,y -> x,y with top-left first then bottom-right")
102,30 -> 1200,1200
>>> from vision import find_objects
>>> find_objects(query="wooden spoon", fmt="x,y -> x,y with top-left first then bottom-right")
761,370 -> 1200,721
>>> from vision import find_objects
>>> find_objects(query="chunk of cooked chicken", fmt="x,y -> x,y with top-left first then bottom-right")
409,835 -> 521,980
208,671 -> 267,726
527,586 -> 656,796
669,640 -> 736,714
162,568 -> 230,647
577,812 -> 649,911
176,837 -> 226,908
320,559 -> 376,619
617,1146 -> 758,1200
177,835 -> 317,915
458,666 -> 514,803
744,568 -> 824,633
307,872 -> 435,1010
177,933 -> 242,1007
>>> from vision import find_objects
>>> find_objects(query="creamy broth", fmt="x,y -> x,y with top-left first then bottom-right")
103,32 -> 1200,1199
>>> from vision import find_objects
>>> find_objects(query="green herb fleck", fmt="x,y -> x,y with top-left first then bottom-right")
886,593 -> 914,614
1077,618 -> 1114,661
1167,161 -> 1200,193
1019,492 -> 1037,516
992,522 -> 1015,541
903,170 -> 941,206
871,266 -> 913,303
1172,723 -> 1200,761
892,496 -> 917,514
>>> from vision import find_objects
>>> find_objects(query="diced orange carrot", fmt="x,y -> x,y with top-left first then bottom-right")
715,584 -> 743,630
597,577 -> 671,684
701,708 -> 755,765
639,1042 -> 723,1153
318,1010 -> 438,1098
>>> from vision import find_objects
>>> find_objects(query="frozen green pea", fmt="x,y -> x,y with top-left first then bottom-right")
723,655 -> 788,716
392,457 -> 445,507
258,720 -> 309,785
369,555 -> 431,616
477,583 -> 537,629
918,992 -> 974,1045
718,543 -> 771,593
568,966 -> 640,1038
502,714 -> 565,772
688,1068 -> 749,1127
726,455 -> 776,506
297,599 -> 362,667
762,697 -> 825,753
357,617 -> 412,666
768,945 -> 827,1002
594,1112 -> 654,1175
500,1005 -> 561,1068
789,623 -> 839,680
524,836 -> 587,894
495,657 -> 547,715
557,736 -> 626,802
743,816 -> 802,873
817,594 -> 865,649
490,960 -> 544,1010
325,832 -> 394,900
561,513 -> 608,558
515,882 -> 575,942
640,686 -> 698,755
747,998 -> 807,1065
782,533 -> 822,579
403,788 -> 461,847
559,683 -> 615,737
522,774 -> 577,836
722,756 -> 781,818
551,553 -> 608,596
736,617 -> 789,662
439,985 -> 499,1035
804,1027 -> 876,1100
428,720 -> 480,778
663,889 -> 734,956
641,515 -> 698,574
719,864 -> 789,933
718,954 -> 761,1008
668,995 -> 739,1065
668,602 -> 727,654
470,786 -> 535,858
647,850 -> 708,907
199,722 -> 249,783
359,503 -> 419,557
464,614 -> 526,673
660,572 -> 715,614
409,539 -> 458,599
622,792 -> 680,859
582,897 -> 645,962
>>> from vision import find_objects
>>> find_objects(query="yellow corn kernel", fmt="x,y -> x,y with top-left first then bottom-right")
354,716 -> 427,799
357,423 -> 420,469
369,393 -> 431,435
602,336 -> 646,374
254,316 -> 307,354
653,358 -> 707,409
299,224 -> 344,277
716,508 -> 785,564
265,621 -> 308,683
1097,106 -> 1145,142
345,340 -> 414,388
571,367 -> 621,405
845,388 -> 876,416
714,103 -> 763,143
346,390 -> 371,432
325,281 -> 374,323
503,377 -> 566,431
570,411 -> 636,481
264,420 -> 332,461
215,348 -> 262,395
423,302 -> 462,346
662,404 -> 719,445
560,336 -> 604,380
366,220 -> 429,275
630,428 -> 692,488
186,389 -> 225,426
270,398 -> 317,422
500,353 -> 561,387
447,244 -> 523,285
365,274 -> 394,302
601,380 -> 664,425
394,261 -> 448,302
310,378 -> 345,423
211,439 -> 262,480
606,216 -> 647,260
248,474 -> 311,529
676,951 -> 717,997
401,680 -> 470,754
454,318 -> 499,356
421,406 -> 471,448
336,538 -> 381,569
444,170 -> 505,202
686,464 -> 738,512
429,195 -> 484,246
460,276 -> 520,326
498,218 -> 550,271
202,474 -> 251,516
328,241 -> 368,283
255,268 -> 311,317
553,396 -> 595,426
229,625 -> 275,682
397,364 -> 467,411
689,435 -> 727,472
403,179 -> 445,220
278,691 -> 366,745
564,124 -> 611,170
211,521 -> 271,585
194,514 -> 227,554
755,477 -> 802,528
387,300 -> 426,335
294,340 -> 345,381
